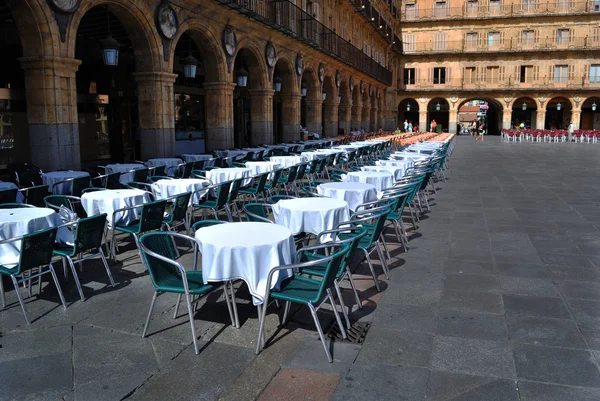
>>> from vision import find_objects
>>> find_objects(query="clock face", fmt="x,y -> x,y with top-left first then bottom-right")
266,43 -> 276,68
157,4 -> 178,40
48,0 -> 80,13
223,27 -> 237,57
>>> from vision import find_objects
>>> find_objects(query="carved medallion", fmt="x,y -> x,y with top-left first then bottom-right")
265,42 -> 276,69
296,54 -> 304,76
449,95 -> 458,104
156,2 -> 178,40
318,64 -> 325,83
360,81 -> 365,94
222,25 -> 237,57
349,76 -> 355,91
574,94 -> 582,107
335,71 -> 341,88
376,88 -> 381,98
46,0 -> 81,13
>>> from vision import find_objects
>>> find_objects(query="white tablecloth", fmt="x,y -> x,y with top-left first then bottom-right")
245,162 -> 281,177
272,198 -> 350,237
0,182 -> 24,203
300,151 -> 328,161
81,189 -> 150,226
42,171 -> 90,195
206,168 -> 252,186
392,152 -> 431,162
317,182 -> 378,211
0,208 -> 73,267
105,163 -> 145,184
195,222 -> 295,305
214,150 -> 248,160
269,156 -> 307,168
376,160 -> 414,172
145,158 -> 183,176
151,178 -> 211,204
361,165 -> 405,181
181,154 -> 215,166
345,171 -> 394,192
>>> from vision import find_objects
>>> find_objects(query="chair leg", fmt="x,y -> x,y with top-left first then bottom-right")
363,249 -> 381,291
333,282 -> 351,330
11,275 -> 30,324
380,234 -> 392,263
142,291 -> 158,338
0,275 -> 5,308
308,303 -> 333,363
173,294 -> 182,318
99,249 -> 116,287
345,268 -> 362,310
49,264 -> 68,309
328,288 -> 347,339
375,242 -> 390,279
185,292 -> 200,355
67,256 -> 85,302
282,300 -> 291,326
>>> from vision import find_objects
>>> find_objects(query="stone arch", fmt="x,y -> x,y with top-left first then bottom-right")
7,0 -> 57,57
67,0 -> 161,72
427,97 -> 449,133
302,67 -> 320,100
232,40 -> 269,89
339,77 -> 351,104
545,96 -> 572,129
397,98 -> 420,131
456,97 -> 504,135
511,96 -> 538,129
322,72 -> 337,137
580,96 -> 599,130
273,53 -> 297,95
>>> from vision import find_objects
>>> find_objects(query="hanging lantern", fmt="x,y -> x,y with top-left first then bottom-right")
274,75 -> 282,93
236,65 -> 248,88
183,54 -> 198,79
522,102 -> 527,111
301,82 -> 308,97
322,88 -> 327,101
556,102 -> 562,111
592,101 -> 597,111
101,34 -> 120,66
406,102 -> 411,112
435,101 -> 441,111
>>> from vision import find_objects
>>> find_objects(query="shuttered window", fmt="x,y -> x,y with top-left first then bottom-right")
434,32 -> 447,50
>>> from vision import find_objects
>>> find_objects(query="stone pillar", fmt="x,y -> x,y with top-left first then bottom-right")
351,96 -> 362,131
19,56 -> 81,171
362,97 -> 371,131
571,109 -> 581,130
448,109 -> 458,134
203,82 -> 236,150
370,101 -> 378,132
535,109 -> 546,130
249,89 -> 274,145
338,102 -> 352,134
280,93 -> 301,142
502,109 -> 512,129
134,72 -> 177,160
323,100 -> 339,137
419,111 -> 428,133
305,99 -> 323,135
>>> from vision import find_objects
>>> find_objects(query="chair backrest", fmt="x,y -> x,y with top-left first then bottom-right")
105,172 -> 121,189
169,192 -> 191,222
0,188 -> 17,204
20,171 -> 43,188
181,163 -> 194,178
22,185 -> 49,207
44,195 -> 86,218
302,185 -> 320,197
71,176 -> 89,197
72,213 -> 108,255
213,157 -> 224,167
316,226 -> 368,277
191,219 -> 228,231
269,195 -> 296,203
308,159 -> 320,174
151,165 -> 166,177
298,243 -> 350,304
243,203 -> 273,223
243,151 -> 255,161
16,227 -> 58,275
269,169 -> 283,187
317,158 -> 327,173
139,232 -> 181,290
138,200 -> 168,233
285,165 -> 299,183
296,163 -> 308,181
228,178 -> 243,202
132,168 -> 149,183
255,172 -> 270,193
192,160 -> 205,170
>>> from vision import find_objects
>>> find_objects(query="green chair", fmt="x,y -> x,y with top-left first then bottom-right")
0,227 -> 67,323
52,175 -> 89,197
20,185 -> 49,207
163,192 -> 192,233
227,178 -> 244,221
243,203 -> 273,223
301,185 -> 321,197
44,195 -> 87,218
131,168 -> 149,183
239,172 -> 269,202
91,172 -> 121,189
53,214 -> 115,302
193,181 -> 232,221
255,243 -> 350,362
150,165 -> 166,177
0,188 -> 17,204
191,219 -> 228,231
110,200 -> 168,261
175,163 -> 194,178
264,169 -> 283,197
278,165 -> 299,196
269,194 -> 296,203
138,231 -> 234,354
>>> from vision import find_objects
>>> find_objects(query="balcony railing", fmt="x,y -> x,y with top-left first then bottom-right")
215,0 -> 393,85
402,1 -> 600,21
398,76 -> 600,91
403,37 -> 600,54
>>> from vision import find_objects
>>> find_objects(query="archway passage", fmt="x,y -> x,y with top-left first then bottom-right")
457,99 -> 502,135
545,97 -> 571,130
397,99 -> 419,132
272,58 -> 296,143
427,98 -> 449,133
512,97 -> 537,129
580,97 -> 600,129
75,5 -> 138,163
300,69 -> 320,137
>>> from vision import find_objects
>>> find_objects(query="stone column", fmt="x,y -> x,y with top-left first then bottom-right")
361,97 -> 371,131
203,82 -> 236,151
19,56 -> 81,171
534,109 -> 546,130
249,89 -> 274,145
448,109 -> 458,134
323,100 -> 339,137
571,109 -> 581,130
502,109 -> 512,129
133,72 -> 177,160
419,111 -> 428,133
370,101 -> 378,132
305,99 -> 323,135
280,93 -> 301,142
338,101 -> 352,134
351,96 -> 362,130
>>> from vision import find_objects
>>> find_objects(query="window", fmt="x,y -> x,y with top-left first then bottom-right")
554,65 -> 568,82
489,0 -> 501,13
405,3 -> 417,18
403,33 -> 416,51
467,0 -> 478,14
488,31 -> 501,47
595,0 -> 600,11
487,66 -> 500,83
465,32 -> 478,48
404,68 -> 416,84
433,67 -> 446,84
522,0 -> 535,12
464,67 -> 477,84
558,0 -> 570,11
522,30 -> 535,45
520,65 -> 534,82
434,32 -> 447,50
434,1 -> 447,17
590,65 -> 600,83
557,29 -> 569,45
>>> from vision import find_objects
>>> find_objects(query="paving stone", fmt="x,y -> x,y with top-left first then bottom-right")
0,324 -> 72,363
443,259 -> 494,276
506,316 -> 587,348
285,336 -> 362,375
357,328 -> 433,368
499,277 -> 559,297
539,254 -> 596,268
373,303 -> 439,333
577,321 -> 600,351
518,380 -> 600,401
444,274 -> 500,293
258,368 -> 340,401
430,336 -> 516,379
513,345 -> 600,387
566,298 -> 600,321
74,371 -> 153,401
503,295 -> 571,319
560,281 -> 600,300
441,290 -> 504,314
382,282 -> 442,307
495,263 -> 551,279
549,266 -> 600,282
436,310 -> 508,341
424,371 -> 519,401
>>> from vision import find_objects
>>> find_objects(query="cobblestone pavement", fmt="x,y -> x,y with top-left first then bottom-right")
2,136 -> 600,401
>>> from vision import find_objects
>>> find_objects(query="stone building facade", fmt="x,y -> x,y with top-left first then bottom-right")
0,0 -> 400,171
396,0 -> 600,135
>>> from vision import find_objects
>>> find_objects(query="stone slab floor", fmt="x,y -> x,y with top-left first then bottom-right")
2,136 -> 600,401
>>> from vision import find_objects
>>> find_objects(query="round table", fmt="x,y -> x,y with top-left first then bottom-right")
206,167 -> 252,186
269,156 -> 306,168
0,208 -> 73,267
81,189 -> 150,226
181,154 -> 214,166
245,161 -> 281,177
151,178 -> 210,204
195,222 -> 295,305
300,151 -> 328,161
242,148 -> 268,160
105,163 -> 145,184
376,160 -> 414,170
317,182 -> 377,211
42,171 -> 90,195
214,150 -> 248,160
361,165 -> 405,181
145,158 -> 183,176
0,181 -> 24,203
272,197 -> 350,237
345,171 -> 394,192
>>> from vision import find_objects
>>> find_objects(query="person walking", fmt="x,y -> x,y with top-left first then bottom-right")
407,121 -> 413,133
431,119 -> 438,133
403,119 -> 408,132
475,121 -> 486,142
471,119 -> 477,136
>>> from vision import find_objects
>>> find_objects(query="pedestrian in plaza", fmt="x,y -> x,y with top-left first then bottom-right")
378,126 -> 384,135
475,121 -> 486,142
403,119 -> 408,132
407,120 -> 413,133
414,124 -> 419,132
395,126 -> 401,135
471,119 -> 478,135
431,119 -> 438,133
